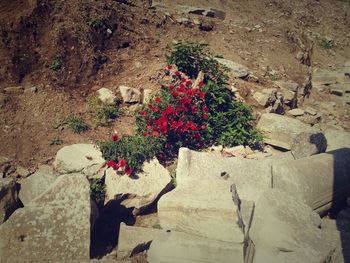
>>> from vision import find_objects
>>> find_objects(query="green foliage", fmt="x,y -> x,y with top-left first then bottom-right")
90,178 -> 105,207
319,38 -> 334,50
203,81 -> 263,147
64,115 -> 90,133
87,96 -> 119,125
50,137 -> 62,145
98,135 -> 164,173
50,56 -> 63,71
166,42 -> 229,85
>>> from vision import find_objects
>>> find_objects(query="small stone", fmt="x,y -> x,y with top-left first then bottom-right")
305,107 -> 317,116
106,28 -> 112,34
288,108 -> 305,116
193,18 -> 201,25
296,51 -> 305,61
275,80 -> 299,92
15,166 -> 30,178
24,87 -> 38,93
97,88 -> 116,105
119,85 -> 141,103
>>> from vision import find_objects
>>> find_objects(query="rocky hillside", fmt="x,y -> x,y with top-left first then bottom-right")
0,0 -> 350,262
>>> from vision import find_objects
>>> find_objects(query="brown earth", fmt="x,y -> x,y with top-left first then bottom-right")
0,0 -> 349,170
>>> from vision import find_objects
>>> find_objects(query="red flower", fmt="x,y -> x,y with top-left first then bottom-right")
201,124 -> 206,129
143,132 -> 148,136
186,80 -> 192,86
203,105 -> 209,112
181,77 -> 187,83
106,160 -> 117,168
155,97 -> 162,103
118,159 -> 126,167
175,71 -> 181,76
172,91 -> 179,97
140,110 -> 147,117
199,92 -> 206,99
112,133 -> 119,141
198,81 -> 204,87
169,84 -> 174,90
203,113 -> 208,120
151,130 -> 159,136
167,65 -> 173,70
125,166 -> 133,176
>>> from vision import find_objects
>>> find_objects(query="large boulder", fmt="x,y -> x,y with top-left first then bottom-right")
251,189 -> 339,263
105,158 -> 172,215
324,128 -> 350,151
53,144 -> 105,178
0,178 -> 19,224
18,165 -> 56,206
157,148 -> 274,245
257,113 -> 314,150
272,148 -> 350,214
0,174 -> 92,262
291,132 -> 327,159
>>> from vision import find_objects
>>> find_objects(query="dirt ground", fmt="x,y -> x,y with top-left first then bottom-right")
0,0 -> 349,169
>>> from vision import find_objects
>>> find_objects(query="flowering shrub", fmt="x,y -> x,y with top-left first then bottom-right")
136,68 -> 209,156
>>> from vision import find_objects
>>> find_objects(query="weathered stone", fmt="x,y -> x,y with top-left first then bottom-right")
53,144 -> 105,178
117,223 -> 164,259
291,132 -> 327,159
199,21 -> 214,31
15,165 -> 30,177
280,88 -> 296,107
215,58 -> 250,78
105,158 -> 172,215
19,166 -> 56,206
312,69 -> 345,92
275,80 -> 299,92
257,113 -> 314,150
119,85 -> 141,103
324,128 -> 350,151
0,178 -> 19,224
288,108 -> 305,116
251,189 -> 339,263
305,107 -> 317,116
97,88 -> 116,105
148,229 -> 244,263
0,174 -> 91,262
272,148 -> 350,214
158,148 -> 273,244
321,218 -> 350,233
253,89 -> 276,107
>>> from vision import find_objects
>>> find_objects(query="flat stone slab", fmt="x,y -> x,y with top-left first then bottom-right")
215,58 -> 250,78
0,174 -> 91,262
257,113 -> 314,150
324,128 -> 350,151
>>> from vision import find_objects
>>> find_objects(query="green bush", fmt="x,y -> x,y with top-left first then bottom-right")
64,115 -> 90,133
87,96 -> 120,125
166,42 -> 229,85
98,135 -> 164,173
50,56 -> 63,71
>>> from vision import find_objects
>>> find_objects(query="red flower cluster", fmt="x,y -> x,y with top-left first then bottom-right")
106,159 -> 133,176
139,68 -> 208,149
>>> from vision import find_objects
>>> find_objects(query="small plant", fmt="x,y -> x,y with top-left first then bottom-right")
166,42 -> 229,85
90,178 -> 106,207
319,38 -> 334,50
87,96 -> 120,125
64,115 -> 90,133
98,134 -> 164,175
50,56 -> 63,71
50,137 -> 62,145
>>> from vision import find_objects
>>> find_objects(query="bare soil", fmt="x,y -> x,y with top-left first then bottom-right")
0,0 -> 349,170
